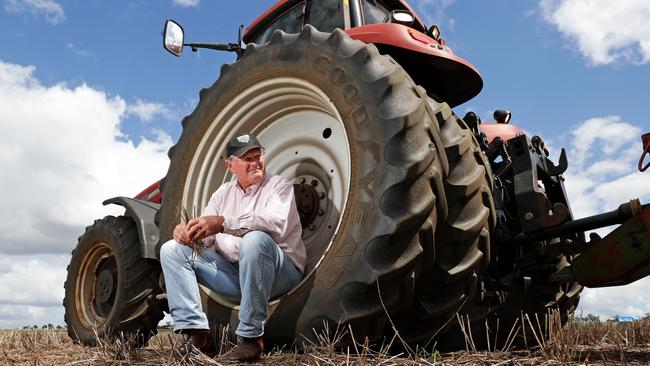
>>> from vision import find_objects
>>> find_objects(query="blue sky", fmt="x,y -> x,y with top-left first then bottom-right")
0,0 -> 649,327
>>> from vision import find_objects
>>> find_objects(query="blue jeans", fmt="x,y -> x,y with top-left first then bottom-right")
159,231 -> 302,338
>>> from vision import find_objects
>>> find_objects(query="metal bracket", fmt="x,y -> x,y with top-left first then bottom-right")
545,148 -> 568,176
509,135 -> 570,233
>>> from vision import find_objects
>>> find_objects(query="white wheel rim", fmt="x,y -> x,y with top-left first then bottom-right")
182,77 -> 351,306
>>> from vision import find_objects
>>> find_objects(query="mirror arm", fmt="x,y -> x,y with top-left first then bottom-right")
186,43 -> 242,54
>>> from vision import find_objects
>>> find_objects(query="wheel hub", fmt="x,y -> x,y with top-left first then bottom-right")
95,269 -> 115,303
92,256 -> 117,318
294,175 -> 327,230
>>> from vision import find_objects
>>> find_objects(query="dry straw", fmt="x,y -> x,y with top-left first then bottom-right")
3,316 -> 650,365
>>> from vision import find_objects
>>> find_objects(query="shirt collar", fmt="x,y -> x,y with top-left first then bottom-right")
236,173 -> 268,196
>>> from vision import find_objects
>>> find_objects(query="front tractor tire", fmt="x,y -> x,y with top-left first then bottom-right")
63,215 -> 164,346
157,25 -> 492,347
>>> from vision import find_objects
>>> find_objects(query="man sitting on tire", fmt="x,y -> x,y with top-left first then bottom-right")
160,132 -> 307,361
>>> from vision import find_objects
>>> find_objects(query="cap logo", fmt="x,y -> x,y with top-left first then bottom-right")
237,134 -> 250,143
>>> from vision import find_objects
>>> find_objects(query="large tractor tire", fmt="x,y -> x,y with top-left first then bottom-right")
388,101 -> 495,348
63,215 -> 165,346
156,25 -> 492,347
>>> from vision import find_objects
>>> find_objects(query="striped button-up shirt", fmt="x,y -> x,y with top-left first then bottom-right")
201,173 -> 307,273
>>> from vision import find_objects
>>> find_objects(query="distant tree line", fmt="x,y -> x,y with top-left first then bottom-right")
21,324 -> 66,329
573,312 -> 650,323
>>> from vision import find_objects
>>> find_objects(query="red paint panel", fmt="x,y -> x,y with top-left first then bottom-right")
244,0 -> 292,43
134,180 -> 162,203
345,23 -> 479,74
480,122 -> 525,143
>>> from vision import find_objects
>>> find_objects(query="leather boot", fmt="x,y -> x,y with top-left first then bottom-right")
227,336 -> 264,362
174,330 -> 209,356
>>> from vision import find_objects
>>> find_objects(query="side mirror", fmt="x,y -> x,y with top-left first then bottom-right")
384,10 -> 414,26
163,19 -> 184,57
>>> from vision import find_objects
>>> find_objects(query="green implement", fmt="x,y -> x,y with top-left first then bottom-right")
552,204 -> 650,288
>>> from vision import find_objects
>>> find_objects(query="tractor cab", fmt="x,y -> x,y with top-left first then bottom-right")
164,0 -> 483,107
243,0 -> 431,44
243,0 -> 483,107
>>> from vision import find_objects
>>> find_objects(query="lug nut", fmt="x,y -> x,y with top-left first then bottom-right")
318,192 -> 325,199
524,212 -> 534,221
300,177 -> 306,184
311,180 -> 318,187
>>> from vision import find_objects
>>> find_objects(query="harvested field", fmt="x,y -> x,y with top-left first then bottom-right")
2,318 -> 650,365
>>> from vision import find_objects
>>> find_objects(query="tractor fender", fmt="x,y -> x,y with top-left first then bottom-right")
103,197 -> 160,260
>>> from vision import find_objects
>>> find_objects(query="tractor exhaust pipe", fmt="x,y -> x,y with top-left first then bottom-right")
518,199 -> 644,243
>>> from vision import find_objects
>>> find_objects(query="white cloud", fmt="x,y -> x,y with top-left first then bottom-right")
0,59 -> 173,327
4,0 -> 65,24
0,60 -> 172,256
559,116 -> 650,319
570,116 -> 640,167
539,0 -> 650,65
0,255 -> 67,308
66,42 -> 92,57
0,254 -> 69,328
578,277 -> 650,320
172,0 -> 199,7
126,98 -> 176,122
564,116 -> 646,218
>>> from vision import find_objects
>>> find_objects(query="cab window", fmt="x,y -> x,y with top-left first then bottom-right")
308,0 -> 345,32
252,2 -> 306,44
362,0 -> 390,24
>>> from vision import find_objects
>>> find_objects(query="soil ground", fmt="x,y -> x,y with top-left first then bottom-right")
2,319 -> 650,365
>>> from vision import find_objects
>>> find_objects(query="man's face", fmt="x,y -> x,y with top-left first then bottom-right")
227,148 -> 265,189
